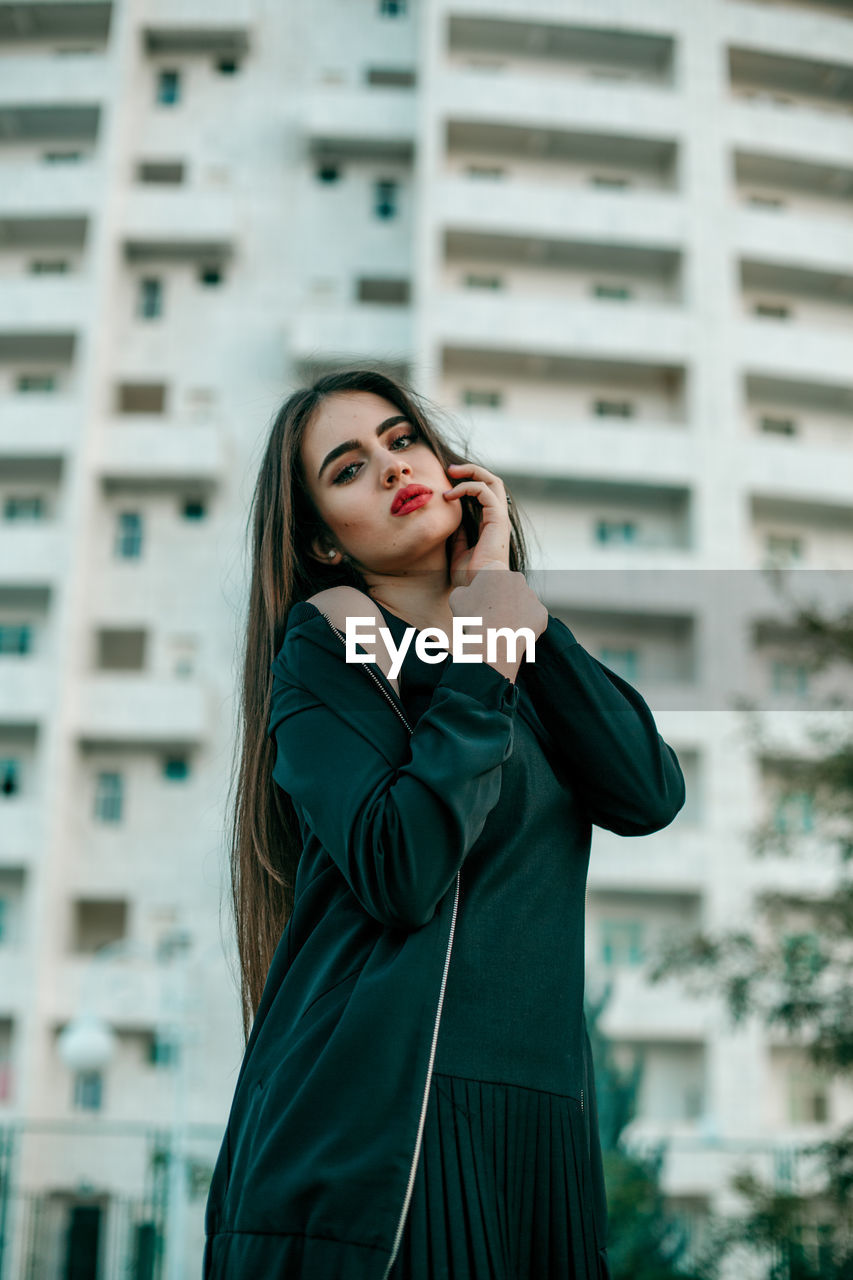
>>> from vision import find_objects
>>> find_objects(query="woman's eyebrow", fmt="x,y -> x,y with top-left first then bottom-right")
317,415 -> 410,480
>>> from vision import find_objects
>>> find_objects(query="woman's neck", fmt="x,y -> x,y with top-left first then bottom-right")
367,575 -> 455,636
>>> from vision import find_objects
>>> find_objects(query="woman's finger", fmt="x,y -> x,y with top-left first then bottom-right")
446,461 -> 504,489
443,479 -> 503,506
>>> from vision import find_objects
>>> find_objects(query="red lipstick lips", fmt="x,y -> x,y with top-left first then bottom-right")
391,484 -> 433,515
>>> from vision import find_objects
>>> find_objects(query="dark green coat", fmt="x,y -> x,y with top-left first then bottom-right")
203,601 -> 686,1278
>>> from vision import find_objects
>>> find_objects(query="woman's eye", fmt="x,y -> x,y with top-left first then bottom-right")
333,431 -> 417,484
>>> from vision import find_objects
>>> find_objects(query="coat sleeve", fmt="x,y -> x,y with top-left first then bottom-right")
269,657 -> 519,931
519,613 -> 686,836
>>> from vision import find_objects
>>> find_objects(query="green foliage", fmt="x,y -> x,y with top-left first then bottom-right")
584,990 -> 713,1279
643,574 -> 853,1277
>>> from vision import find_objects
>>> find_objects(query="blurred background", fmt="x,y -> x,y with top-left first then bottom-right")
1,0 -> 853,1276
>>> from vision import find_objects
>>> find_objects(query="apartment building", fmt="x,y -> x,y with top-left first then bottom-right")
1,0 -> 852,1275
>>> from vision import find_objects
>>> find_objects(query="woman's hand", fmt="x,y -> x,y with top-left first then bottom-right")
443,460 -> 512,586
443,461 -> 548,681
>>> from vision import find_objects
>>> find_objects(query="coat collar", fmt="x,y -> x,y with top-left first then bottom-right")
270,601 -> 411,765
273,598 -> 559,761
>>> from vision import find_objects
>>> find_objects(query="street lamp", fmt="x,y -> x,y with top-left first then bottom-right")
57,930 -> 194,1280
57,1014 -> 116,1075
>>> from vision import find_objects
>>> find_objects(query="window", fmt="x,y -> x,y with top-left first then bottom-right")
774,789 -> 814,833
199,265 -> 222,286
137,160 -> 184,185
462,389 -> 502,408
182,499 -> 205,521
357,277 -> 410,304
366,67 -> 416,87
0,625 -> 31,655
590,175 -> 630,189
596,519 -> 637,545
5,496 -> 43,520
43,151 -> 82,163
156,69 -> 181,105
594,399 -> 635,418
755,301 -> 790,319
464,274 -> 504,290
17,375 -> 56,393
760,415 -> 797,436
374,178 -> 398,219
94,772 -> 123,823
600,647 -> 639,681
748,194 -> 785,210
117,383 -> 166,414
316,164 -> 341,183
466,165 -> 504,180
379,0 -> 407,13
0,759 -> 20,798
217,58 -> 238,74
73,1070 -> 103,1112
149,1032 -> 178,1065
30,260 -> 68,274
771,661 -> 809,697
138,277 -> 162,319
788,1060 -> 830,1124
600,920 -> 645,967
115,511 -> 143,559
593,283 -> 632,301
163,757 -> 189,781
765,533 -> 802,564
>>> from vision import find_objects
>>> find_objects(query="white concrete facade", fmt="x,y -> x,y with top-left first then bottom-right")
1,0 -> 852,1274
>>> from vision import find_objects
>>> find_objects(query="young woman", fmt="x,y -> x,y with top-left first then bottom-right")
203,367 -> 686,1279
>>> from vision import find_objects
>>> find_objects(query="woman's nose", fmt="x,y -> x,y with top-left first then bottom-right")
382,454 -> 410,485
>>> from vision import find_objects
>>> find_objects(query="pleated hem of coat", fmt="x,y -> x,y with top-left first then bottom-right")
388,1072 -> 612,1280
202,1228 -> 391,1279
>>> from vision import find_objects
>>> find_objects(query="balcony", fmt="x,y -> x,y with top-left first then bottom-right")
96,421 -> 226,483
141,0 -> 251,48
446,118 -> 678,193
726,98 -> 853,170
435,175 -> 686,245
736,316 -> 853,383
463,411 -> 695,483
289,303 -> 414,362
123,188 -> 238,261
0,950 -> 28,1017
0,524 -> 66,585
0,656 -> 53,723
440,66 -> 682,141
75,675 -> 208,746
0,276 -> 88,334
733,205 -> 853,273
433,291 -> 691,363
54,954 -> 164,1028
743,435 -> 853,507
723,4 -> 853,72
734,149 -> 853,223
0,395 -> 81,456
0,801 -> 43,864
0,103 -> 99,146
592,967 -> 710,1039
304,87 -> 416,159
447,12 -> 676,87
0,4 -> 111,42
0,161 -> 102,217
0,53 -> 109,108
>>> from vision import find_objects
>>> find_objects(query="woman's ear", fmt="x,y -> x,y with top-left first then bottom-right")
309,536 -> 337,565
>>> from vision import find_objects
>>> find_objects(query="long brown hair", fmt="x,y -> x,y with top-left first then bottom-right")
228,366 -> 533,1045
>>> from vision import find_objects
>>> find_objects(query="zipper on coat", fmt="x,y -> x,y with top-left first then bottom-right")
316,612 -> 462,1278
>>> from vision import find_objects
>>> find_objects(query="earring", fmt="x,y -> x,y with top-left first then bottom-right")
327,549 -> 336,559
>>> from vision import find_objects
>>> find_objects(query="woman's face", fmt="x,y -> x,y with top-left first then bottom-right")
300,390 -> 463,576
